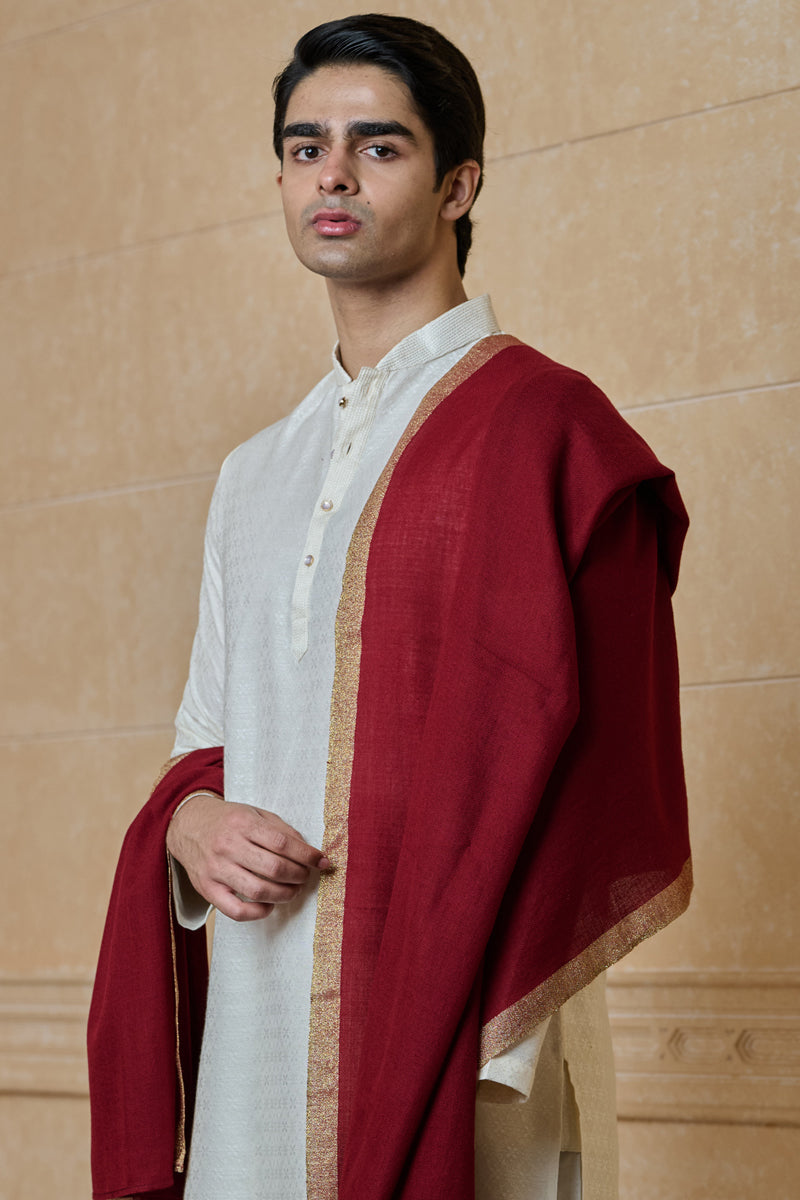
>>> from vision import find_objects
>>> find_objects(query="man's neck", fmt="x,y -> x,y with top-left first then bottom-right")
327,272 -> 469,379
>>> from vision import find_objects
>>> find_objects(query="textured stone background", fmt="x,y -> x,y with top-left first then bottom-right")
0,2 -> 797,1195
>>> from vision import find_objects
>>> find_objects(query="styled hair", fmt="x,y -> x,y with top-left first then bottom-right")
272,14 -> 485,276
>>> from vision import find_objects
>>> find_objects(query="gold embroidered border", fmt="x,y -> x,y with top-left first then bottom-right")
479,857 -> 693,1066
306,334 -> 518,1198
166,855 -> 187,1172
152,754 -> 199,1174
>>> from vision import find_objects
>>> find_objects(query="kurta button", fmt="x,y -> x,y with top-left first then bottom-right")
338,397 -> 347,407
321,499 -> 333,512
304,554 -> 314,566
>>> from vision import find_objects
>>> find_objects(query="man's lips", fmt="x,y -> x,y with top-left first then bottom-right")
310,209 -> 362,236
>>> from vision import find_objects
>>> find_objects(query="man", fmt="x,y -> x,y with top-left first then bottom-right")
89,14 -> 691,1200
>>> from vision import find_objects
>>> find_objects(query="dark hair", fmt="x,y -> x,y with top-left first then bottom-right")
272,14 -> 485,277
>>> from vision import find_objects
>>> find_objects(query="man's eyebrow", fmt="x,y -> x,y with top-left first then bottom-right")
281,119 -> 417,144
282,121 -> 328,141
344,120 -> 417,143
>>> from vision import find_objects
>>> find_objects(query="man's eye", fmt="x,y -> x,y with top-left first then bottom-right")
364,145 -> 395,159
293,146 -> 323,161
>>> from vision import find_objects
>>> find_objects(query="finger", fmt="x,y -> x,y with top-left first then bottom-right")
211,862 -> 303,907
247,809 -> 330,870
235,844 -> 312,886
205,881 -> 274,923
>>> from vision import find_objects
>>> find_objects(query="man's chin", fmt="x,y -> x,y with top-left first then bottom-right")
298,254 -> 384,284
286,232 -> 380,281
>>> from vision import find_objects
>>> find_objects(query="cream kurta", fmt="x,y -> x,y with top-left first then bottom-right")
172,296 -> 617,1199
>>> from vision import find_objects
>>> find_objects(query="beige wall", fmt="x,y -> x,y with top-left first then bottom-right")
1,2 -> 797,1196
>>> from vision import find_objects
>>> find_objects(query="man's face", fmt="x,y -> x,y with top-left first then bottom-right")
278,64 -> 454,287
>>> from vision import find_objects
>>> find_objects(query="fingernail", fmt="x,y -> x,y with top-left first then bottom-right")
319,856 -> 334,872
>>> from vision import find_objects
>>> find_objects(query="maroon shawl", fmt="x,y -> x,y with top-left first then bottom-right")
307,338 -> 690,1197
88,748 -> 221,1199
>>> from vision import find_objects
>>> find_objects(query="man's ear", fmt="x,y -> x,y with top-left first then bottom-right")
439,160 -> 481,223
276,170 -> 283,188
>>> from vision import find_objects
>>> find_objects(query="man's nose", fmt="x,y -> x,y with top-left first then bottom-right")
317,147 -> 358,194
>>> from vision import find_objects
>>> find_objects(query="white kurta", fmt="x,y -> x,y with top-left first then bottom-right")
172,296 -> 616,1200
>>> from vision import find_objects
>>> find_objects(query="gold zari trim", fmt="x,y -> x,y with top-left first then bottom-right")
167,854 -> 187,1172
156,757 -> 220,1172
306,335 -> 518,1198
479,856 -> 693,1066
149,754 -> 193,1171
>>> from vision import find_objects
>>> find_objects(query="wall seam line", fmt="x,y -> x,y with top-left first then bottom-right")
680,675 -> 800,691
0,209 -> 283,284
619,379 -> 799,413
488,84 -> 800,166
0,0 -> 171,53
0,723 -> 174,746
0,471 -> 219,515
617,1114 -> 800,1130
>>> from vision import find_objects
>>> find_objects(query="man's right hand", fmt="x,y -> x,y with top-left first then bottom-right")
166,792 -> 331,922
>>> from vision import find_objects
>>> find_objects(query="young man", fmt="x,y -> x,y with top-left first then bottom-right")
89,15 -> 691,1200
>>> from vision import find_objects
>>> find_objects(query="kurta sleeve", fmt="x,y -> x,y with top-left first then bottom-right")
170,467 -> 228,927
172,468 -> 227,755
170,791 -> 216,931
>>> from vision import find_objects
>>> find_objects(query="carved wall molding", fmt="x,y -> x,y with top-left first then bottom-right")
0,976 -> 91,1096
607,968 -> 800,1126
3,968 -> 799,1127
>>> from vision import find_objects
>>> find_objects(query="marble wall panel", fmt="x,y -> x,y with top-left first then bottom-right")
627,386 -> 799,685
0,1 -> 126,45
466,92 -> 798,407
2,4 -> 797,1196
0,480 -> 212,738
0,216 -> 335,506
619,1119 -> 800,1200
621,679 -> 799,972
0,729 -> 172,974
453,0 -> 800,159
0,0 -> 283,272
0,1095 -> 90,1200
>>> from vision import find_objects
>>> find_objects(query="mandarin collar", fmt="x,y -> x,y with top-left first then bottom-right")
330,294 -> 500,386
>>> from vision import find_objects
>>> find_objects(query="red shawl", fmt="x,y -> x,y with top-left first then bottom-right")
88,749 -> 221,1199
308,338 -> 690,1197
89,337 -> 690,1199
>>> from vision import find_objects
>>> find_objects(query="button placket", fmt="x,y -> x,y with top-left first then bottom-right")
290,372 -> 385,660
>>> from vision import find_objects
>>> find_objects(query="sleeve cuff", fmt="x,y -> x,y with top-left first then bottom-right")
477,1015 -> 553,1104
169,792 -> 217,930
